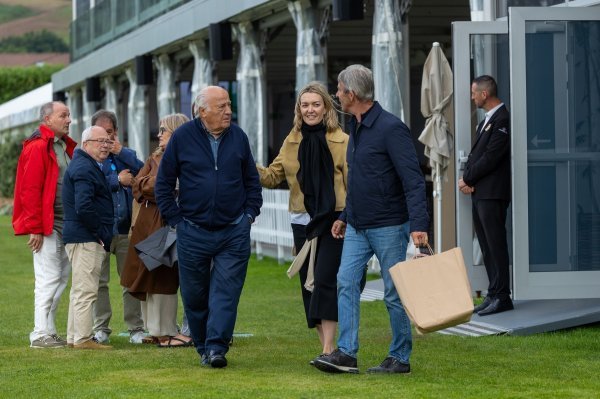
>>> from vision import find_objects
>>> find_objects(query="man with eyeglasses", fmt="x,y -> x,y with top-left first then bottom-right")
62,125 -> 114,349
90,110 -> 145,345
13,101 -> 77,348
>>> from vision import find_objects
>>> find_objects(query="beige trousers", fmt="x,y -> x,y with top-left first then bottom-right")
94,234 -> 143,334
66,242 -> 107,345
141,293 -> 178,337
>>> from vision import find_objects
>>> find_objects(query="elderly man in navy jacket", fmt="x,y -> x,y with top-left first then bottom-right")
155,86 -> 262,368
314,65 -> 429,375
63,125 -> 114,349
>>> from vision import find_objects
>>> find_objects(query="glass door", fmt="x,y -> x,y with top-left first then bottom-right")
452,21 -> 509,296
511,7 -> 600,299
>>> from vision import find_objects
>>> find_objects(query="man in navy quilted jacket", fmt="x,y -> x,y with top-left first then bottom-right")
314,64 -> 429,375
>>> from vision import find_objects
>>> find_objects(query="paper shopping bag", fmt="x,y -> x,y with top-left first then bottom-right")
389,246 -> 473,334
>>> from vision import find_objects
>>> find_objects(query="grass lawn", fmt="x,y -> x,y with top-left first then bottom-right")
1,215 -> 599,398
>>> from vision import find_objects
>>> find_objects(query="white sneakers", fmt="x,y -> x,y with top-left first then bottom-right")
129,330 -> 146,344
93,330 -> 110,344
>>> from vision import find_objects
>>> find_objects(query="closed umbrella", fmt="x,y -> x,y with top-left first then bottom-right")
134,226 -> 178,271
418,42 -> 454,253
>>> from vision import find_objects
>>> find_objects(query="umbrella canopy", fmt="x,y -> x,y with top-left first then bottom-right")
418,42 -> 454,253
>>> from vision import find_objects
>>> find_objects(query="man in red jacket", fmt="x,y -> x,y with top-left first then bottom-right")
13,101 -> 77,348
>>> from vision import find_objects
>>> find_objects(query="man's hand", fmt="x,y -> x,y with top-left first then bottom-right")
458,178 -> 475,195
118,169 -> 134,187
411,231 -> 428,247
110,135 -> 122,155
28,233 -> 43,253
331,220 -> 346,239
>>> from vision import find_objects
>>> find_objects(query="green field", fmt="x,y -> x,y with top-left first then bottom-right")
1,215 -> 599,398
0,4 -> 34,25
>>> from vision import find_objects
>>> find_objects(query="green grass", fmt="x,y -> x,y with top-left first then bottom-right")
0,4 -> 35,24
1,215 -> 599,398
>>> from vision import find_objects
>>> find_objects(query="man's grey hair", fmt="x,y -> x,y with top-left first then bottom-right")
91,109 -> 118,130
81,126 -> 94,143
195,89 -> 209,111
39,101 -> 61,123
337,64 -> 374,102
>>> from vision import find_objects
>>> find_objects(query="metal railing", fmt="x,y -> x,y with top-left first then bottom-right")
70,0 -> 190,61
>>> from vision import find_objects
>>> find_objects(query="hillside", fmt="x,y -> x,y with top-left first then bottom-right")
0,0 -> 71,43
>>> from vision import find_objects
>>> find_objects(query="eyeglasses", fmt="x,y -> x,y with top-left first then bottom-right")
86,139 -> 114,145
158,127 -> 170,135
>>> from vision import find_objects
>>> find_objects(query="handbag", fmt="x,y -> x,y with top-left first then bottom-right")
389,245 -> 473,334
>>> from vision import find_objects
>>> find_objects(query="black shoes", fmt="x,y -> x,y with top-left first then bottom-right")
367,357 -> 411,374
478,297 -> 514,316
200,351 -> 228,368
473,296 -> 493,313
310,353 -> 327,366
313,349 -> 359,374
209,351 -> 228,368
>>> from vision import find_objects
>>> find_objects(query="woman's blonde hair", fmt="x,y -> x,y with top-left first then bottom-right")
292,81 -> 340,133
153,113 -> 190,156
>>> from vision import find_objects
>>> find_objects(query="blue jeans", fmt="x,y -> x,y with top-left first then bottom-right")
176,218 -> 251,356
337,223 -> 412,364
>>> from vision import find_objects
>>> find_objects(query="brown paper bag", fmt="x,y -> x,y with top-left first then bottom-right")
389,246 -> 473,334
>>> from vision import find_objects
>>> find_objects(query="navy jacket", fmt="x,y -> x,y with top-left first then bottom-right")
62,149 -> 114,251
155,119 -> 262,229
462,105 -> 511,202
101,148 -> 143,235
342,102 -> 429,232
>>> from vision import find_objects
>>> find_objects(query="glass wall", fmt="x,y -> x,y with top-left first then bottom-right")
526,21 -> 600,272
70,0 -> 190,61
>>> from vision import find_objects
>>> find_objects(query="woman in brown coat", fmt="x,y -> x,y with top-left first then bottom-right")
121,113 -> 191,347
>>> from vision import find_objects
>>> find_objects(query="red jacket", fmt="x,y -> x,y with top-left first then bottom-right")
12,125 -> 77,236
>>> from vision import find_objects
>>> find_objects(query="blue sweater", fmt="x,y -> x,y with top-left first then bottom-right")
102,148 -> 143,235
62,149 -> 114,251
155,119 -> 262,229
342,102 -> 429,232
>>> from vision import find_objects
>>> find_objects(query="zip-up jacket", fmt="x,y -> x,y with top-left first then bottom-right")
341,101 -> 429,232
155,119 -> 262,229
12,125 -> 77,236
62,149 -> 114,251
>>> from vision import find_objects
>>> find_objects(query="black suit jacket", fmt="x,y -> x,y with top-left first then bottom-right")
463,104 -> 511,201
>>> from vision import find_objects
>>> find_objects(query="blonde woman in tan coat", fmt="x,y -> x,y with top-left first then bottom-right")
257,82 -> 349,364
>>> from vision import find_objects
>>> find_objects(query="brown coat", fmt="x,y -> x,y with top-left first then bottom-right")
121,155 -> 179,300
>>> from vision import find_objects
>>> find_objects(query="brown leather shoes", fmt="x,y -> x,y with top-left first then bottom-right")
73,338 -> 112,350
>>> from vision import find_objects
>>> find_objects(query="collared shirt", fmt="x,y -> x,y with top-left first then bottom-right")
483,102 -> 504,129
52,136 -> 70,233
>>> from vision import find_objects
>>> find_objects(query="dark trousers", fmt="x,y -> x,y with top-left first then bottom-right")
472,199 -> 511,299
176,218 -> 251,356
291,223 -> 367,329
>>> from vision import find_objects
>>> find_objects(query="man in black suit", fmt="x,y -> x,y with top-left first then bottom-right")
459,75 -> 513,316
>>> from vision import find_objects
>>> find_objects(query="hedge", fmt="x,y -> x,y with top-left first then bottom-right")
0,64 -> 63,103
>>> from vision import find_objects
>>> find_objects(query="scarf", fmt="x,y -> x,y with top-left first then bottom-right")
296,122 -> 336,240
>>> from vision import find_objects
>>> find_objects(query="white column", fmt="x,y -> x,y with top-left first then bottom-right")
125,67 -> 149,160
288,0 -> 327,95
189,41 -> 214,103
81,86 -> 98,130
155,53 -> 176,119
372,0 -> 410,122
102,76 -> 122,140
67,88 -> 82,144
234,21 -> 266,165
